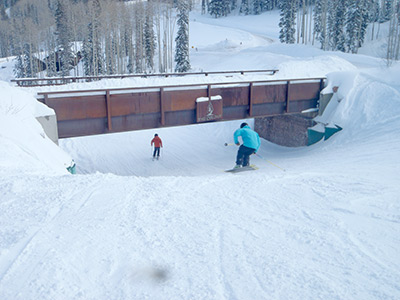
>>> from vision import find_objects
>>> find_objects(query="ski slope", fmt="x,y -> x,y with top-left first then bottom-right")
1,9 -> 400,300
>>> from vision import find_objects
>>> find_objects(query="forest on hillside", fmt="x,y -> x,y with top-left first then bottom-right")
0,0 -> 399,79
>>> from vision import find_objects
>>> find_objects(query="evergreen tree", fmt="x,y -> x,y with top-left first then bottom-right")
314,0 -> 329,49
82,0 -> 103,76
359,0 -> 370,46
369,0 -> 380,22
13,53 -> 25,78
46,51 -> 58,77
209,0 -> 228,18
240,0 -> 250,15
134,5 -> 144,73
22,43 -> 34,78
231,0 -> 237,11
175,0 -> 190,72
123,17 -> 134,74
383,0 -> 393,21
264,0 -> 278,11
327,0 -> 346,51
144,3 -> 156,72
105,34 -> 116,75
202,0 -> 207,14
345,0 -> 358,53
279,0 -> 297,43
55,0 -> 73,77
253,0 -> 262,15
224,0 -> 232,16
346,0 -> 369,53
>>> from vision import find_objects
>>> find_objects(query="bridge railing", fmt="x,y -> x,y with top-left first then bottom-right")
12,69 -> 278,87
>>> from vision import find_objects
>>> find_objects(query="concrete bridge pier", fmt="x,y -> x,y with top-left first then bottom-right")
255,92 -> 335,147
36,113 -> 59,145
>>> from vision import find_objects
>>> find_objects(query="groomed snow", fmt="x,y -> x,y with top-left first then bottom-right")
1,9 -> 400,300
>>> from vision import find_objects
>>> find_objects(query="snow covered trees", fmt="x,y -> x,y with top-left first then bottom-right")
203,0 -> 399,57
279,0 -> 297,44
82,0 -> 103,76
209,0 -> 231,18
5,0 -> 189,78
345,0 -> 370,53
327,0 -> 346,52
311,0 -> 398,54
55,0 -> 73,76
3,0 -> 399,79
175,0 -> 191,72
145,2 -> 156,72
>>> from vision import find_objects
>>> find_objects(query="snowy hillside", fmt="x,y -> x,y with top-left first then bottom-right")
1,10 -> 400,300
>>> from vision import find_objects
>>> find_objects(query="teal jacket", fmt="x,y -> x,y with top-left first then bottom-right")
234,125 -> 260,152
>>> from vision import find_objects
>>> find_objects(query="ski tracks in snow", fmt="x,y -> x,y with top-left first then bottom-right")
0,174 -> 105,299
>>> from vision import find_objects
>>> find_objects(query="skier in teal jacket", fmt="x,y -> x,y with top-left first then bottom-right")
233,122 -> 260,168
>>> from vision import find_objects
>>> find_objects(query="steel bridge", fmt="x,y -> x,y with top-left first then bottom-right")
36,77 -> 325,139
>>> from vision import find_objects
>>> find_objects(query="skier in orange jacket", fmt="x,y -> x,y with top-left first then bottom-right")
151,133 -> 163,160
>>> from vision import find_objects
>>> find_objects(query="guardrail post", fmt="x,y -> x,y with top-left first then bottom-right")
248,82 -> 253,116
160,87 -> 165,126
319,78 -> 325,91
105,90 -> 112,131
286,81 -> 290,113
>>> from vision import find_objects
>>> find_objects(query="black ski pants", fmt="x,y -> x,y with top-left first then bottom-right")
236,145 -> 255,167
153,147 -> 160,157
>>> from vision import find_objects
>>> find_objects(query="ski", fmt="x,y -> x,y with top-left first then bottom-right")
225,165 -> 258,173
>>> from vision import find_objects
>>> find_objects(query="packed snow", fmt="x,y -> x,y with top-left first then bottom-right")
1,9 -> 400,300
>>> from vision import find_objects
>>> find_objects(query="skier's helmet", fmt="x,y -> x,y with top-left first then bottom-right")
154,133 -> 158,137
240,122 -> 248,128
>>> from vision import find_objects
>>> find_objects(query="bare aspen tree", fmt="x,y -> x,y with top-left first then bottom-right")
82,0 -> 103,76
69,1 -> 86,77
164,10 -> 170,72
10,0 -> 45,78
395,1 -> 400,60
169,7 -> 177,72
302,0 -> 306,44
103,0 -> 117,75
154,1 -> 164,72
158,2 -> 176,73
386,0 -> 399,64
296,0 -> 307,44
297,5 -> 300,43
308,0 -> 313,44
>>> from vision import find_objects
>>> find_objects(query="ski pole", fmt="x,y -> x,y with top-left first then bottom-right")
255,153 -> 286,172
224,143 -> 235,146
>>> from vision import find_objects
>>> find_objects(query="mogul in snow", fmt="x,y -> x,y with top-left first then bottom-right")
151,133 -> 163,160
233,123 -> 260,169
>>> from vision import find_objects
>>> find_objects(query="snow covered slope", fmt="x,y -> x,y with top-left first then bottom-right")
1,10 -> 400,300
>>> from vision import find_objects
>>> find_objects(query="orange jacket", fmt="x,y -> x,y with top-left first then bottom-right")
151,136 -> 163,148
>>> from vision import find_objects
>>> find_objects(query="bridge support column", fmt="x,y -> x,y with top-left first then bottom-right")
255,114 -> 316,147
36,114 -> 59,145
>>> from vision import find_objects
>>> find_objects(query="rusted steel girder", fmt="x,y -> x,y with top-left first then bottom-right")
37,78 -> 325,138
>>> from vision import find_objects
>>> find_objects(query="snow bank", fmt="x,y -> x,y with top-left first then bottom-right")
0,82 -> 73,174
276,55 -> 357,79
312,66 -> 400,147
